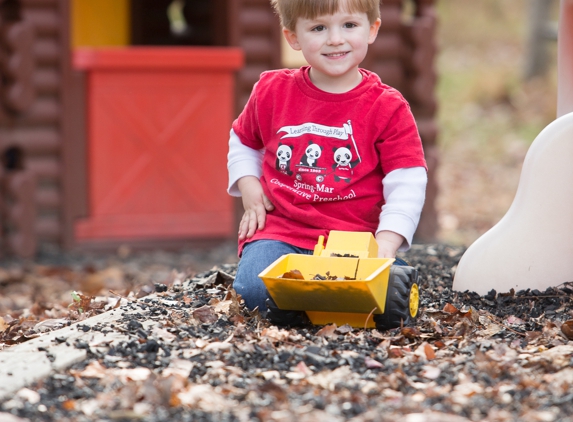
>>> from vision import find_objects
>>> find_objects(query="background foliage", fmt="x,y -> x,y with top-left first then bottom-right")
435,0 -> 559,246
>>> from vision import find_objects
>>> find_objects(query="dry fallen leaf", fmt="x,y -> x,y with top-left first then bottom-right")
192,305 -> 218,323
72,360 -> 107,379
162,358 -> 194,378
480,323 -> 503,338
335,324 -> 353,334
419,365 -> 441,380
259,370 -> 281,380
222,288 -> 242,316
401,326 -> 421,339
560,319 -> 573,340
505,315 -> 526,325
213,299 -> 233,315
16,388 -> 41,404
261,326 -> 290,342
423,342 -> 436,360
61,399 -> 76,411
316,324 -> 337,338
388,347 -> 405,358
306,366 -> 353,391
280,269 -> 305,280
177,384 -> 236,411
443,303 -> 459,314
116,367 -> 152,382
151,327 -> 176,342
295,361 -> 313,376
204,342 -> 233,352
364,356 -> 383,369
0,317 -> 8,333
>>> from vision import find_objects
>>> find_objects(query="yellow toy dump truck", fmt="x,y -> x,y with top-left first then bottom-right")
259,231 -> 420,330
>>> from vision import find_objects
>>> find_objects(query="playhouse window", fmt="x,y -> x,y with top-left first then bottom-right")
72,0 -> 225,48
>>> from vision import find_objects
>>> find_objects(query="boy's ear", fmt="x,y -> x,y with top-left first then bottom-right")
368,18 -> 381,44
283,28 -> 301,51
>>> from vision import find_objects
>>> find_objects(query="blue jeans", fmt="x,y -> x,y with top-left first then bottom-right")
233,239 -> 409,312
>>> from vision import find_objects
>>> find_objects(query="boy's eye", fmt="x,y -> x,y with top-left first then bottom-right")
343,22 -> 357,29
312,25 -> 326,32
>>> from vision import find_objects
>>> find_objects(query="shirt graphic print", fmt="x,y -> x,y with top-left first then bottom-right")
274,120 -> 361,202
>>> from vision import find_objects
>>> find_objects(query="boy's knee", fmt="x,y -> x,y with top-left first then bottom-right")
233,276 -> 269,311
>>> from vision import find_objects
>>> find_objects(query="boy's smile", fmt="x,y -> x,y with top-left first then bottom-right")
283,8 -> 381,93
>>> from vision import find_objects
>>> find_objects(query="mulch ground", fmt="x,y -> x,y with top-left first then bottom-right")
1,244 -> 573,422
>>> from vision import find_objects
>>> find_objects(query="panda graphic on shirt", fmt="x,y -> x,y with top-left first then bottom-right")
299,141 -> 323,167
275,143 -> 293,175
332,145 -> 361,183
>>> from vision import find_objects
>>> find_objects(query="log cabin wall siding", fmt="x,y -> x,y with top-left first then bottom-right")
228,0 -> 282,112
226,0 -> 282,229
0,0 -> 65,256
361,0 -> 439,242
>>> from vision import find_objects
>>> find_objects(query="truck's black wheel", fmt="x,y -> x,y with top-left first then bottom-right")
373,266 -> 420,331
265,298 -> 310,327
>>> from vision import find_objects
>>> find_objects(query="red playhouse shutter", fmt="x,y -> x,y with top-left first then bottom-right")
73,47 -> 244,241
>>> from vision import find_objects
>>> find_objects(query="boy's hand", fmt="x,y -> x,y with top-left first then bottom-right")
375,231 -> 405,258
237,176 -> 275,240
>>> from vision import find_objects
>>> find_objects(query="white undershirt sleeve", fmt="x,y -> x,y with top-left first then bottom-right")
227,129 -> 264,197
377,167 -> 427,251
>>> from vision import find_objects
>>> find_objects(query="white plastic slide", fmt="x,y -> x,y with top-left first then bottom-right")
453,0 -> 573,295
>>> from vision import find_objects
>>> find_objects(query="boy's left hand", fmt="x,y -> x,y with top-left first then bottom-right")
375,231 -> 405,258
237,176 -> 275,240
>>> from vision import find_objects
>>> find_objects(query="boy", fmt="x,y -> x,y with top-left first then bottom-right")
227,0 -> 427,324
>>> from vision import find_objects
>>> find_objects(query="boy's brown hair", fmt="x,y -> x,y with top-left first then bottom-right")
271,0 -> 381,31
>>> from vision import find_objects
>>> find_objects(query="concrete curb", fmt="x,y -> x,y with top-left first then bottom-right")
0,303 -> 137,401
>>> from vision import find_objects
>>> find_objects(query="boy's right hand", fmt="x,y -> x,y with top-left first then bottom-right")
237,176 -> 275,240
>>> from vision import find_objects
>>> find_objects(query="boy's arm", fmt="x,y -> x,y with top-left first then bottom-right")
376,167 -> 427,257
227,129 -> 264,196
376,230 -> 406,258
227,129 -> 274,239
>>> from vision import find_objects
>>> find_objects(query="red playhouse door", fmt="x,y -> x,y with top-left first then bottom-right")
73,48 -> 243,241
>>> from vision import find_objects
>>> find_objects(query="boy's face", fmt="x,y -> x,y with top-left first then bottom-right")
283,7 -> 380,90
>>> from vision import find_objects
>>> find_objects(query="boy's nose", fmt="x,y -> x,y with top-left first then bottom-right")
327,28 -> 344,45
